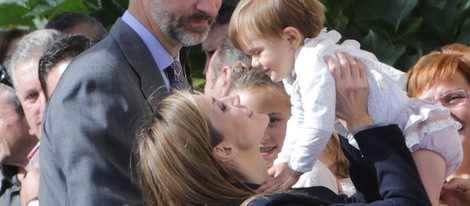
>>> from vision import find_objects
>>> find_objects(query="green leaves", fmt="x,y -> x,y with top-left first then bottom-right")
0,0 -> 468,78
355,0 -> 418,33
322,0 -> 470,71
0,3 -> 31,28
0,0 -> 127,29
24,0 -> 87,18
362,30 -> 406,66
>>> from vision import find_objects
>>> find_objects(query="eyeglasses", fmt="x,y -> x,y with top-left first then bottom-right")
437,89 -> 470,107
0,65 -> 13,87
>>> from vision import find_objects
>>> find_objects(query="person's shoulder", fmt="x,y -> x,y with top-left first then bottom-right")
65,36 -> 129,76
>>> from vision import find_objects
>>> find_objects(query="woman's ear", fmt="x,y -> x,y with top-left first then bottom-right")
213,143 -> 238,163
282,27 -> 303,49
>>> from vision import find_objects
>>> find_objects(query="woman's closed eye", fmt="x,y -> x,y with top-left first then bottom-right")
444,93 -> 465,104
439,90 -> 469,106
217,100 -> 228,112
212,97 -> 228,112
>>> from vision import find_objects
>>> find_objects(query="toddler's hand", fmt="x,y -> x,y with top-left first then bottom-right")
440,177 -> 470,206
255,163 -> 302,193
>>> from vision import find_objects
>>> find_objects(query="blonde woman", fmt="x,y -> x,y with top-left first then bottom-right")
135,56 -> 431,205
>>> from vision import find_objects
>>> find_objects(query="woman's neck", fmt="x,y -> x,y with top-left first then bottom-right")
229,152 -> 268,185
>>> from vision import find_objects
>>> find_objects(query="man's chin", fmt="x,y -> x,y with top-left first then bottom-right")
178,32 -> 209,46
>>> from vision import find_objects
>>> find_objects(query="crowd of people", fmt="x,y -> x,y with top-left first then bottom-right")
1,0 -> 470,205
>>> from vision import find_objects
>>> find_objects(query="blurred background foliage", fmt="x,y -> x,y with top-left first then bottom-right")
0,0 -> 469,88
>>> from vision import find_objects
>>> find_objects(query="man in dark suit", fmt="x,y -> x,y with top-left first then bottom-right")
39,0 -> 222,205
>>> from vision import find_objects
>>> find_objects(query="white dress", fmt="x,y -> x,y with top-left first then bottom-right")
276,29 -> 463,177
292,160 -> 339,194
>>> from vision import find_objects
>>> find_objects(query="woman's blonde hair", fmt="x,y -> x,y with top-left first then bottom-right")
228,62 -> 290,108
406,43 -> 470,98
319,133 -> 350,179
136,91 -> 254,206
229,0 -> 325,51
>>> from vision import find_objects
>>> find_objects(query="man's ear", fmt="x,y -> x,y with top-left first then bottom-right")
213,143 -> 237,163
220,66 -> 232,96
282,26 -> 303,49
221,66 -> 232,83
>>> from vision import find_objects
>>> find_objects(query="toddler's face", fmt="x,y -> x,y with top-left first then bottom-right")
241,32 -> 296,82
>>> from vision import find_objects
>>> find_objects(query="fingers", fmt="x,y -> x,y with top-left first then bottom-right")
334,52 -> 368,90
255,176 -> 285,193
267,166 -> 276,177
335,51 -> 366,79
255,175 -> 297,193
343,52 -> 359,79
326,56 -> 340,81
356,57 -> 367,80
445,177 -> 470,192
256,164 -> 301,193
255,177 -> 276,193
336,52 -> 351,78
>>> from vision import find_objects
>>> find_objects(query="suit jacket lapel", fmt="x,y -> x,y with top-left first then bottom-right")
109,19 -> 168,112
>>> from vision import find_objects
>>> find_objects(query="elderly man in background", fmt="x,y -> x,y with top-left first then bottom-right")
0,66 -> 38,205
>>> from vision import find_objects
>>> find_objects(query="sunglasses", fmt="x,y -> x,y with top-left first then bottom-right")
0,64 -> 13,87
437,89 -> 470,107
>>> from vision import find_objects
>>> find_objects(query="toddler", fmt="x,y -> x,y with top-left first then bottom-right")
229,0 -> 462,204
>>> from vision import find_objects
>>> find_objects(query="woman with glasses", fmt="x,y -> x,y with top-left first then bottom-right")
404,43 -> 470,205
407,43 -> 470,179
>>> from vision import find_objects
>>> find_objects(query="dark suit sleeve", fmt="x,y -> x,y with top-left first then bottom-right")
39,20 -> 165,205
39,62 -> 148,205
337,124 -> 432,205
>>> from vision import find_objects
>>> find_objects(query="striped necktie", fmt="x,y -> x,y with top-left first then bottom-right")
167,60 -> 187,90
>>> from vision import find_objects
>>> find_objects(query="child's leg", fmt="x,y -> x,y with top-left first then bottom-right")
412,150 -> 446,206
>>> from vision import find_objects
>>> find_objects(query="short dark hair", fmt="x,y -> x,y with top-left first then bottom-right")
0,64 -> 13,87
38,35 -> 94,97
209,37 -> 251,85
214,0 -> 239,26
1,66 -> 24,117
45,12 -> 108,42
